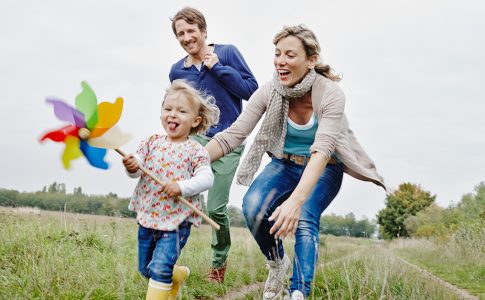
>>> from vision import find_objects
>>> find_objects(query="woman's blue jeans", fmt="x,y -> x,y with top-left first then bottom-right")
242,158 -> 343,296
137,221 -> 191,283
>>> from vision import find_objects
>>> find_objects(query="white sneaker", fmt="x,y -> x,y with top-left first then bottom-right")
290,290 -> 305,300
263,254 -> 291,299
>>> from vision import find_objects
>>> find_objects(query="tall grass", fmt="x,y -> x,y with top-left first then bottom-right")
0,208 -> 143,299
390,224 -> 485,299
1,208 -> 477,299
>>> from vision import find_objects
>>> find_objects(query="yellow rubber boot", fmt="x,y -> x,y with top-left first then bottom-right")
168,265 -> 190,300
146,279 -> 172,300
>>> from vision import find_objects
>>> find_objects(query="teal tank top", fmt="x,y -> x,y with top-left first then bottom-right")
283,114 -> 318,156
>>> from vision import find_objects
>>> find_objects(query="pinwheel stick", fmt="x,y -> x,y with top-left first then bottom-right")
114,149 -> 220,230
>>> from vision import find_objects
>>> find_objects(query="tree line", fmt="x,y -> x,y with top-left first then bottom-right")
377,181 -> 485,240
11,180 -> 482,240
0,182 -> 378,236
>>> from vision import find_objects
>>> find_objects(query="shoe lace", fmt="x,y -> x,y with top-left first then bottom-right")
265,259 -> 286,289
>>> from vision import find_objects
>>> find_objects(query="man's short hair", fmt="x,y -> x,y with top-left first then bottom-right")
171,7 -> 207,36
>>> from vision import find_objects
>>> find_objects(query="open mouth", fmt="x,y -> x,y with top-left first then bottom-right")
168,121 -> 179,130
278,70 -> 290,78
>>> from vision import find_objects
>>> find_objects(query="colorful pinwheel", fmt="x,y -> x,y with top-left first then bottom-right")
40,81 -> 131,169
39,81 -> 220,230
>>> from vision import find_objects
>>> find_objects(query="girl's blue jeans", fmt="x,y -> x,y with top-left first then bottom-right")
242,158 -> 343,296
137,221 -> 191,283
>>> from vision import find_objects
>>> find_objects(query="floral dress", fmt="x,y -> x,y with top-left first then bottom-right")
128,134 -> 210,231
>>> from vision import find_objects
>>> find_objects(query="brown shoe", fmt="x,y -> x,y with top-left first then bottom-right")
208,262 -> 227,283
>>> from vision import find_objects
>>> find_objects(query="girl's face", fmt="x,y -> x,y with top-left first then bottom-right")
274,35 -> 316,87
161,94 -> 201,142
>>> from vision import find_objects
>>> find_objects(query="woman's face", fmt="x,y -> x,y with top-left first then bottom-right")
274,36 -> 316,87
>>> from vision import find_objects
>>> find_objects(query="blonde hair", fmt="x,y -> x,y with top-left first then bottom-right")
163,80 -> 220,135
273,24 -> 342,82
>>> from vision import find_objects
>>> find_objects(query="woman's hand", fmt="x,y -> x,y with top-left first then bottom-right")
162,182 -> 182,198
122,154 -> 139,173
268,153 -> 330,238
268,196 -> 304,239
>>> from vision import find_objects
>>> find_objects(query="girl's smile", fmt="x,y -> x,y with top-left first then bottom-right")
161,94 -> 201,142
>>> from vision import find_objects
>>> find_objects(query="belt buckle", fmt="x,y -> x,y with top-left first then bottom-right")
294,155 -> 305,165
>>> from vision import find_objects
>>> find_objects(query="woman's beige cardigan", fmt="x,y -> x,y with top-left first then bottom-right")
213,74 -> 386,190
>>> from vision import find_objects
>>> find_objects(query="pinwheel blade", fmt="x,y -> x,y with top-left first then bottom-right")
75,81 -> 98,130
62,136 -> 83,169
88,126 -> 132,149
80,140 -> 109,169
40,125 -> 79,143
90,97 -> 124,137
46,98 -> 85,128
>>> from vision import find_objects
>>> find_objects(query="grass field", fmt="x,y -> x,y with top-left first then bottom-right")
1,207 -> 482,299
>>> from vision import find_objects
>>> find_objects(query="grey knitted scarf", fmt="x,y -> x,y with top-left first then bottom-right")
236,69 -> 317,186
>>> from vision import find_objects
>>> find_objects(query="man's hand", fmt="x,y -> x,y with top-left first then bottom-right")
204,52 -> 219,69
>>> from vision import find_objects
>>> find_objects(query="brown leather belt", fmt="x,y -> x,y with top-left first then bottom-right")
281,153 -> 337,166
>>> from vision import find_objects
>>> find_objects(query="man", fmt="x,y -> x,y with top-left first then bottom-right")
169,7 -> 258,283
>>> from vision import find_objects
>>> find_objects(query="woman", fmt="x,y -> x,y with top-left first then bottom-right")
206,25 -> 386,300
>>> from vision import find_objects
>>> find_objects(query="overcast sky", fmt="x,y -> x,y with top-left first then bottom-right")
1,0 -> 484,219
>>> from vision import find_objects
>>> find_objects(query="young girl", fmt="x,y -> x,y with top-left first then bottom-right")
123,80 -> 220,300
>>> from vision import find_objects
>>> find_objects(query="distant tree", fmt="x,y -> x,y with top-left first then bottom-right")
456,182 -> 485,219
0,189 -> 19,207
227,206 -> 247,228
356,217 -> 377,238
58,183 -> 66,194
47,182 -> 58,193
107,192 -> 118,198
46,182 -> 66,194
73,186 -> 83,195
320,213 -> 376,238
377,182 -> 435,239
320,214 -> 347,236
404,203 -> 446,238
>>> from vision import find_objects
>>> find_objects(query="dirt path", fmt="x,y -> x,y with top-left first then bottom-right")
215,249 -> 364,300
215,282 -> 264,300
215,245 -> 479,300
392,254 -> 479,300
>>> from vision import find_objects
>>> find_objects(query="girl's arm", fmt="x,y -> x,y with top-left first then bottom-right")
176,165 -> 213,197
163,145 -> 214,198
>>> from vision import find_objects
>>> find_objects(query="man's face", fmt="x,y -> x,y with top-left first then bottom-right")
174,19 -> 206,56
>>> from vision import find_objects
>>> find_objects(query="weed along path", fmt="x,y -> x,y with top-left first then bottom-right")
216,240 -> 481,300
215,245 -> 366,300
390,254 -> 480,300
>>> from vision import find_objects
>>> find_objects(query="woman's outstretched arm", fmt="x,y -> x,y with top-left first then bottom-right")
269,152 -> 330,238
206,139 -> 225,162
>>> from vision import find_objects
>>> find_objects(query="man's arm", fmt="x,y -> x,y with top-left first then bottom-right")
206,45 -> 258,99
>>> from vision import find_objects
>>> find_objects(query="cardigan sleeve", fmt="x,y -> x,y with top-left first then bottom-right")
213,82 -> 271,154
309,80 -> 346,159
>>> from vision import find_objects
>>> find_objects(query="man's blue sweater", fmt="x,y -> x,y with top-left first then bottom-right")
169,44 -> 258,137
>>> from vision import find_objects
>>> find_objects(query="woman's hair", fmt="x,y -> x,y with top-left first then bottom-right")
273,24 -> 342,82
171,7 -> 207,37
163,80 -> 220,135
